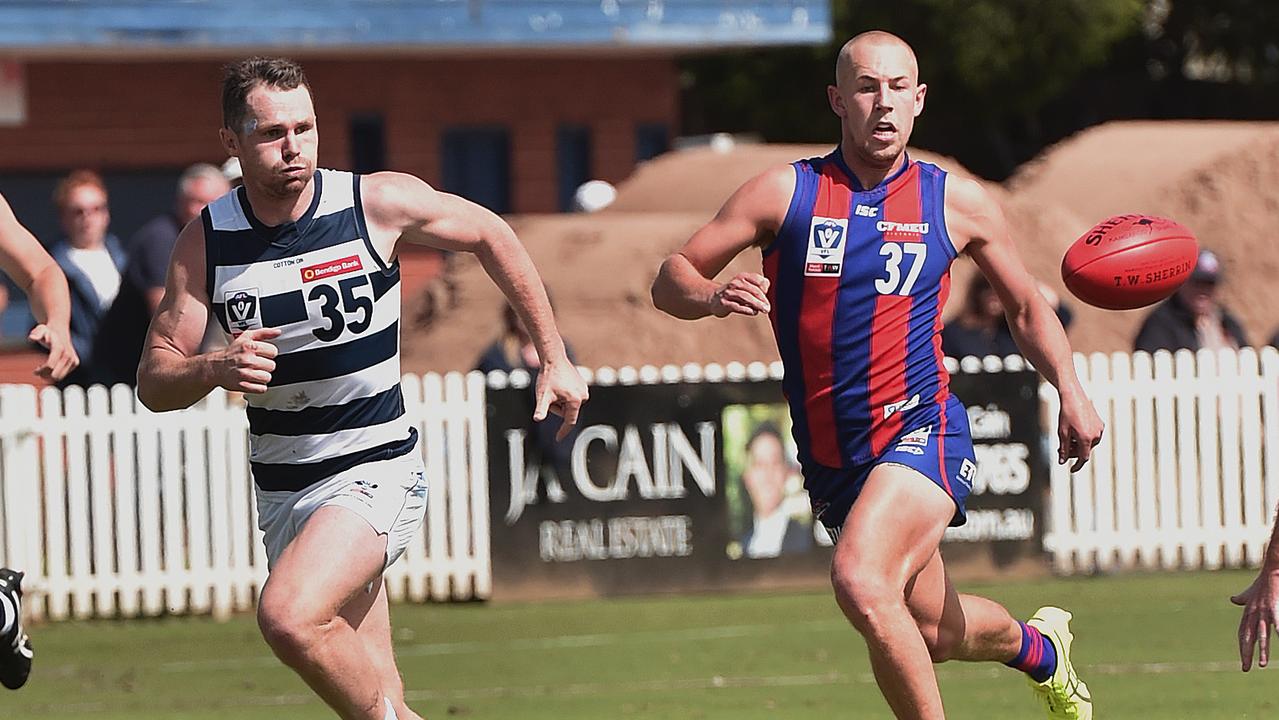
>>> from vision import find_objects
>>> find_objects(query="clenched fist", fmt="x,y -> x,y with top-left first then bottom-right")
214,327 -> 281,394
710,273 -> 771,317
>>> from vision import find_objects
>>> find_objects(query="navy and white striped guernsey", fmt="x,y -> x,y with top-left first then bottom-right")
204,168 -> 417,492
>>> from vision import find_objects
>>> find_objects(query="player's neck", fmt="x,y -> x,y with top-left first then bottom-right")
838,145 -> 907,190
242,179 -> 315,227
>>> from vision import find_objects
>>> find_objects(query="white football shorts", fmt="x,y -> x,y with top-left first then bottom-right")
255,451 -> 429,572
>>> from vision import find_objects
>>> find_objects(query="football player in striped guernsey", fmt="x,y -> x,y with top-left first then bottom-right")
653,32 -> 1102,720
137,57 -> 586,720
0,191 -> 78,691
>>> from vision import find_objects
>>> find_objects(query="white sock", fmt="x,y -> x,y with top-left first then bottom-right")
0,592 -> 14,636
382,697 -> 398,720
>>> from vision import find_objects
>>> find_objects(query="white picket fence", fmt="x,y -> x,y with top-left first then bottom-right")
1043,346 -> 1279,574
1,350 -> 1277,621
0,372 -> 491,621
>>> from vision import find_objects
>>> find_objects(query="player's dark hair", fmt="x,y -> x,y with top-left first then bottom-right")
221,56 -> 312,133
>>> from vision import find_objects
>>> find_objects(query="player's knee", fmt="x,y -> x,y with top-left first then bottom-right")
257,594 -> 327,665
257,603 -> 305,663
830,562 -> 897,635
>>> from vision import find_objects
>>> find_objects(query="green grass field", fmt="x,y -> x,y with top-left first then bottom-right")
5,570 -> 1275,719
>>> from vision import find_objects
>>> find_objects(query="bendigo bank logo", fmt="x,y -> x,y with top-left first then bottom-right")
301,255 -> 363,283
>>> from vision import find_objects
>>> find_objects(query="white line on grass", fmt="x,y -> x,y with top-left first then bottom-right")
401,660 -> 1247,702
38,660 -> 1247,715
158,619 -> 845,673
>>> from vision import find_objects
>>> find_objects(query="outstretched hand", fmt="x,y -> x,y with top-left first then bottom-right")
1232,570 -> 1279,671
1058,391 -> 1104,473
28,323 -> 78,382
533,359 -> 589,441
710,273 -> 771,317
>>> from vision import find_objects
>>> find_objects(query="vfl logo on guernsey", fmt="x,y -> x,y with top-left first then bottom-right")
224,288 -> 261,334
805,217 -> 848,277
301,255 -> 364,283
876,221 -> 930,235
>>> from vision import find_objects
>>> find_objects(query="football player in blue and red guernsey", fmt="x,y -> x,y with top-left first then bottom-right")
653,31 -> 1103,720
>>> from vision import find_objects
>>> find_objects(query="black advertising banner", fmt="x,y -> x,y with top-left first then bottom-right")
943,369 -> 1050,572
486,378 -> 833,599
486,369 -> 1048,600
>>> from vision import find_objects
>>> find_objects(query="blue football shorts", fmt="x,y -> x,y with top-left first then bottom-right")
802,395 -> 976,541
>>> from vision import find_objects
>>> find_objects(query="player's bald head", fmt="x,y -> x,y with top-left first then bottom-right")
835,31 -> 919,86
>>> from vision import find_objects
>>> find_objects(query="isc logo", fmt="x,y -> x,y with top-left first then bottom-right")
854,204 -> 878,217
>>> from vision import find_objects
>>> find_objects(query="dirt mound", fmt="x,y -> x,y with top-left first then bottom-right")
402,212 -> 780,373
1008,121 -> 1279,352
1008,121 -> 1276,222
402,124 -> 1279,373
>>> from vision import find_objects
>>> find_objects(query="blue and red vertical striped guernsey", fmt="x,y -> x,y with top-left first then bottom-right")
764,149 -> 958,469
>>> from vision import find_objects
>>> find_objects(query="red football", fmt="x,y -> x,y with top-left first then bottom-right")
1060,214 -> 1199,310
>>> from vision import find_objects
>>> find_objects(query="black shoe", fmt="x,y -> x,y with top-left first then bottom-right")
0,568 -> 32,690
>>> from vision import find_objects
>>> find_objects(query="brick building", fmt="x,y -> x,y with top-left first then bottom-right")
0,0 -> 828,380
1,56 -> 681,220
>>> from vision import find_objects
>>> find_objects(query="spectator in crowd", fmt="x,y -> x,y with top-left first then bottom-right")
49,170 -> 126,386
476,294 -> 578,375
221,156 -> 243,188
738,422 -> 812,559
93,164 -> 230,386
477,302 -> 549,376
942,273 -> 1073,359
476,298 -> 577,483
1133,249 -> 1248,354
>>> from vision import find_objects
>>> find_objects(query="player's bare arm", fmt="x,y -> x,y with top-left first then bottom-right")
945,175 -> 1104,471
651,164 -> 795,320
1232,504 -> 1279,671
0,195 -> 77,381
136,221 -> 281,411
360,171 -> 587,438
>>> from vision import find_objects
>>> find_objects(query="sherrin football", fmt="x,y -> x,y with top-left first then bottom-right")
1060,214 -> 1199,310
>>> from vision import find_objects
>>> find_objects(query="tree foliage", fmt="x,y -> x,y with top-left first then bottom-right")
681,1 -> 1279,176
1146,0 -> 1279,84
682,1 -> 1144,144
